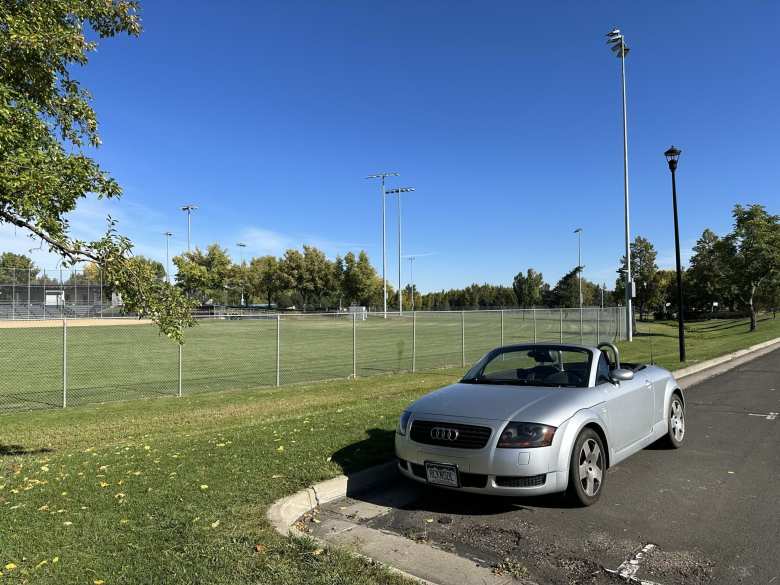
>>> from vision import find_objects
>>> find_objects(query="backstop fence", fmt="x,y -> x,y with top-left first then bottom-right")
0,307 -> 623,413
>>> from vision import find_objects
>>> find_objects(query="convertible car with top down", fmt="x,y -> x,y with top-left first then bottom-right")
395,342 -> 685,505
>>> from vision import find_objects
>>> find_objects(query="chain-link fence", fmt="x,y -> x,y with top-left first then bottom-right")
0,307 -> 623,413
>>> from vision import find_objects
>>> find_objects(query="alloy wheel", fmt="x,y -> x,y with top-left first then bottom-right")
578,438 -> 604,497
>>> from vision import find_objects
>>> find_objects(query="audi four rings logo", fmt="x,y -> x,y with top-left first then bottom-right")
430,427 -> 459,441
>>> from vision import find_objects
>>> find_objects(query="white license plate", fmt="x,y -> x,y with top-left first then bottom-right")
425,462 -> 459,487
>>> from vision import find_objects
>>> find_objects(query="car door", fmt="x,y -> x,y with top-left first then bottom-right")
602,360 -> 653,453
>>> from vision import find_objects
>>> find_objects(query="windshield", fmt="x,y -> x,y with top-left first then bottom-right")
461,346 -> 592,388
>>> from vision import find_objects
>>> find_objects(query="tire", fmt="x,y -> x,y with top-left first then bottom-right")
567,428 -> 607,506
664,393 -> 685,449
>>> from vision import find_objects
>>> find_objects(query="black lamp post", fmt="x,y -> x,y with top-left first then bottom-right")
664,145 -> 686,362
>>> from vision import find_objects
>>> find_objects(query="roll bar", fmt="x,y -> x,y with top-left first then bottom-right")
597,342 -> 621,369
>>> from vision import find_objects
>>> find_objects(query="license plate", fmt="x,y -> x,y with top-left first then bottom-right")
425,462 -> 459,487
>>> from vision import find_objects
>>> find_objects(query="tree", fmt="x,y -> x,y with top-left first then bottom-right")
340,251 -> 382,308
615,236 -> 660,320
719,204 -> 780,330
248,256 -> 283,307
512,269 -> 543,307
173,244 -> 234,303
687,229 -> 734,312
0,252 -> 39,282
0,1 -> 193,340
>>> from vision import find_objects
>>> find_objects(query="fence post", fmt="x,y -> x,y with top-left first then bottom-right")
597,309 -> 600,343
412,311 -> 416,373
560,308 -> 564,342
500,309 -> 504,346
580,307 -> 584,344
533,309 -> 537,343
461,310 -> 465,367
276,314 -> 281,387
62,318 -> 67,408
352,313 -> 357,379
177,344 -> 183,397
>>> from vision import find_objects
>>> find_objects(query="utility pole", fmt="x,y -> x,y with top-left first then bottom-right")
366,172 -> 399,316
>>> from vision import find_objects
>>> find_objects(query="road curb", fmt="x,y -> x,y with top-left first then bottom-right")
267,335 -> 780,584
671,336 -> 780,388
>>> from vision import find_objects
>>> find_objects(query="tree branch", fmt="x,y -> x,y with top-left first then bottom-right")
0,209 -> 100,264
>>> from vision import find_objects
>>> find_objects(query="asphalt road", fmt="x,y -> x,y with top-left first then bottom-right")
319,348 -> 780,584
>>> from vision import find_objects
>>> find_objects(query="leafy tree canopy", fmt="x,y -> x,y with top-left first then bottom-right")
0,0 -> 194,340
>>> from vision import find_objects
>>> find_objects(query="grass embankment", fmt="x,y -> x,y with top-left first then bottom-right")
0,315 -> 777,584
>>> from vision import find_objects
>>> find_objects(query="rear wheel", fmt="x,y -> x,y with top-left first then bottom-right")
567,428 -> 606,506
665,394 -> 685,448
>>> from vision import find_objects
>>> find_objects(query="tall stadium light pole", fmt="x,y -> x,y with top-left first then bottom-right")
408,255 -> 416,311
664,146 -> 686,362
385,187 -> 415,315
236,242 -> 247,306
180,204 -> 198,252
366,172 -> 399,316
164,231 -> 174,284
574,228 -> 583,307
606,28 -> 634,341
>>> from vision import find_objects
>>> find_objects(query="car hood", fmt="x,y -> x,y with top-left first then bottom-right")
410,382 -> 602,426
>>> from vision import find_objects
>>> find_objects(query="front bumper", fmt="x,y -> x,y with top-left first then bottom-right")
395,419 -> 568,496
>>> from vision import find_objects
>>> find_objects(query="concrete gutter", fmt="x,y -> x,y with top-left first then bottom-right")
267,335 -> 780,585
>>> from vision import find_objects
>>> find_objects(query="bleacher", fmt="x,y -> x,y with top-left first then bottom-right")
0,303 -> 106,320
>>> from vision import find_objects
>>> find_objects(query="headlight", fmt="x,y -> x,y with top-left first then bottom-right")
497,422 -> 556,448
397,411 -> 412,436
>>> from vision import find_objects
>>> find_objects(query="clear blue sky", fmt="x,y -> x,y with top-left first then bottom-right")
4,1 -> 779,291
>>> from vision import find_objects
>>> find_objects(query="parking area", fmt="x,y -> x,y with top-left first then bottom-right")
310,349 -> 780,584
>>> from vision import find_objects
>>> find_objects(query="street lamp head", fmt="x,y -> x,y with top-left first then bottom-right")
574,228 -> 583,234
664,145 -> 682,170
180,204 -> 198,212
366,172 -> 399,179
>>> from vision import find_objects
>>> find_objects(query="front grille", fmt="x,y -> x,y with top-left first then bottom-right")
460,472 -> 488,488
410,420 -> 492,449
494,473 -> 547,488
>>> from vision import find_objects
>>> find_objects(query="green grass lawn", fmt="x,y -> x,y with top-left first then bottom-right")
0,315 -> 778,584
0,309 -> 622,411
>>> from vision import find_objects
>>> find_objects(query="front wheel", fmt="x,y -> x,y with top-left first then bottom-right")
664,394 -> 685,448
567,428 -> 606,506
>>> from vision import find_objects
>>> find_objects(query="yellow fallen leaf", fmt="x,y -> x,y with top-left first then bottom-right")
52,557 -> 59,563
425,518 -> 434,523
63,521 -> 73,526
99,481 -> 109,488
40,465 -> 49,472
143,446 -> 151,451
211,520 -> 220,528
200,484 -> 208,490
35,560 -> 48,569
94,580 -> 105,585
276,445 -> 284,452
4,563 -> 17,571
120,519 -> 129,524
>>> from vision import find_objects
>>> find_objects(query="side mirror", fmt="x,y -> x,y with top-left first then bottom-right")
610,368 -> 634,382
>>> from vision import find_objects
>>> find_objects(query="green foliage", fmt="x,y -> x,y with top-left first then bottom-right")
0,251 -> 39,279
719,204 -> 780,329
0,1 -> 193,341
614,236 -> 661,318
173,244 -> 235,303
512,268 -> 544,307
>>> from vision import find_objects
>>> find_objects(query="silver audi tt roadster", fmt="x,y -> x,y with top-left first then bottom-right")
395,342 -> 685,505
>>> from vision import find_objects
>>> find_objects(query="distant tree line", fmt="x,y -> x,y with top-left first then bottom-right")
2,203 -> 777,329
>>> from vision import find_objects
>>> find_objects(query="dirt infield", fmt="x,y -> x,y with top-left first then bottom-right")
0,318 -> 153,329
